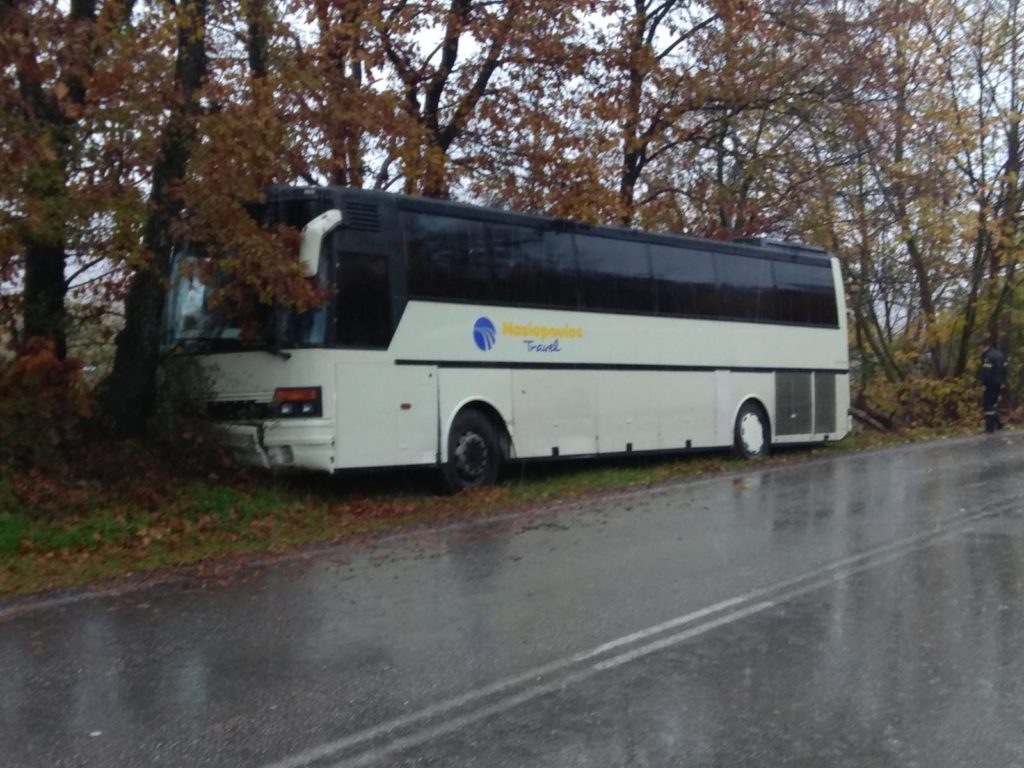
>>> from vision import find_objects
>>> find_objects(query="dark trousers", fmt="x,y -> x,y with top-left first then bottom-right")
983,384 -> 1003,432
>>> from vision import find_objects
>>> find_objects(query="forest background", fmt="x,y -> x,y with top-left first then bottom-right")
1,0 -> 1022,540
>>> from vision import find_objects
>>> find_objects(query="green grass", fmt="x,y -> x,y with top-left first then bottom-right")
0,424 -> 979,599
0,514 -> 29,557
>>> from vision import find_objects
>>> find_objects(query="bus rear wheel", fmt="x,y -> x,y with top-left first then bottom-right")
734,401 -> 769,460
441,408 -> 502,493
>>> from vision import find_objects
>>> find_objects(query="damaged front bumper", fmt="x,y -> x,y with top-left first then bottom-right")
219,420 -> 335,473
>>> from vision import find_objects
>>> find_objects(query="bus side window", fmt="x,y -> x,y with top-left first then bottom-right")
405,212 -> 489,302
809,265 -> 839,325
576,234 -> 654,313
541,229 -> 579,309
772,261 -> 837,326
490,224 -> 541,306
715,253 -> 773,322
336,251 -> 391,348
773,261 -> 808,324
650,246 -> 716,318
488,224 -> 580,310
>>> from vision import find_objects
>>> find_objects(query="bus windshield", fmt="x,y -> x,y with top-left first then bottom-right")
163,247 -> 328,353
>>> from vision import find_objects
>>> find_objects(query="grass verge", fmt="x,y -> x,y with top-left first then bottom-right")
0,425 -> 979,599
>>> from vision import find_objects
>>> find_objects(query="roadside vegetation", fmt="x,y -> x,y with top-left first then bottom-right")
0,421 -> 985,599
3,2 -> 1024,597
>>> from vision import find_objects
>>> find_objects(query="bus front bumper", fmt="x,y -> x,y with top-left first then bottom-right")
220,421 -> 335,473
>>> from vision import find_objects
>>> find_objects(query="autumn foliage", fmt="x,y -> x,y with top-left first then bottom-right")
0,339 -> 91,465
2,0 -> 1023,451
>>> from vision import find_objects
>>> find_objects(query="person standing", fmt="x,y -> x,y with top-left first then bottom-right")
979,338 -> 1007,433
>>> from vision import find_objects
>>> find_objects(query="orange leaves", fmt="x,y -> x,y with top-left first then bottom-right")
710,0 -> 761,32
6,0 -> 1017,443
0,339 -> 92,466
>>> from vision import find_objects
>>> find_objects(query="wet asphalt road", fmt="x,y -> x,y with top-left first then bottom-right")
2,434 -> 1024,767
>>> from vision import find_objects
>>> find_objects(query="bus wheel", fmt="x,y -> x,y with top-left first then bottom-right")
442,409 -> 502,492
734,401 -> 769,460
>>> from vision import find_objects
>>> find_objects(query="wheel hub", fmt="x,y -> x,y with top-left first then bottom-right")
740,412 -> 764,454
455,432 -> 488,479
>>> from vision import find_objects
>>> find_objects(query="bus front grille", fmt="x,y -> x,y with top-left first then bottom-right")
207,400 -> 273,422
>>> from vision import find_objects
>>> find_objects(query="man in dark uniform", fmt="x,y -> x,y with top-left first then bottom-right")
980,338 -> 1007,433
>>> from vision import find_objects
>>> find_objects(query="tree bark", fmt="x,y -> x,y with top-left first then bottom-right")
386,0 -> 514,198
22,241 -> 68,358
320,0 -> 365,187
618,0 -> 647,226
952,214 -> 989,376
100,0 -> 207,438
15,0 -> 98,358
245,0 -> 270,80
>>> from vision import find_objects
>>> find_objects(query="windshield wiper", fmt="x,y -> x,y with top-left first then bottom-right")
264,344 -> 292,361
175,332 -> 291,360
176,336 -> 285,357
174,336 -> 227,353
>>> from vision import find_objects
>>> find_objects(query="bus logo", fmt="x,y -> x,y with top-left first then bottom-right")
473,317 -> 497,351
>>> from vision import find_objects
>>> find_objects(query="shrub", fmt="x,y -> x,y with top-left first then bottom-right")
0,338 -> 92,465
149,356 -> 235,475
860,374 -> 978,429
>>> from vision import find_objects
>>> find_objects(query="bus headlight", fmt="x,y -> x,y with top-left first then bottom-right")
272,387 -> 322,418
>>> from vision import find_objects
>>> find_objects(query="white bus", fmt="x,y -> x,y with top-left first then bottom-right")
164,186 -> 850,491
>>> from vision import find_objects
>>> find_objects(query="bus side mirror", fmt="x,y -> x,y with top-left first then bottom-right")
299,209 -> 343,277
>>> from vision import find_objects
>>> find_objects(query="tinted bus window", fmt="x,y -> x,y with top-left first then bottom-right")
405,213 -> 489,301
486,225 -> 578,309
650,245 -> 717,317
576,234 -> 654,313
715,253 -> 773,321
490,223 -> 546,306
541,229 -> 580,309
772,261 -> 838,325
336,251 -> 390,348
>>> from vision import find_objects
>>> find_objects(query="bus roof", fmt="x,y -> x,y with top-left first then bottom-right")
262,186 -> 834,267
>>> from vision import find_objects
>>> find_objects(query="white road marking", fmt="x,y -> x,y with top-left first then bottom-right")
336,602 -> 780,768
263,506 -> 996,768
332,534 -> 969,768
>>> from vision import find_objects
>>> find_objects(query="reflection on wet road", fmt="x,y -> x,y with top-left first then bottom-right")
2,435 -> 1023,767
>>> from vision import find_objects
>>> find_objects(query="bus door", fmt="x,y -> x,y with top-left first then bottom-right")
330,228 -> 438,467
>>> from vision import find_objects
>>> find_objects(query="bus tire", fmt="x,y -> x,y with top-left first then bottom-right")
441,408 -> 503,492
734,401 -> 769,460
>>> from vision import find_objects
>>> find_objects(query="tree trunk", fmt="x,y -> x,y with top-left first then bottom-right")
245,0 -> 270,80
952,215 -> 989,376
22,240 -> 67,358
391,0 -> 511,199
314,0 -> 366,187
14,0 -> 98,358
100,0 -> 207,438
618,0 -> 647,226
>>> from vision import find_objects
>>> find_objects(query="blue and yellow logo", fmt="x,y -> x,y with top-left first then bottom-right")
474,316 -> 584,353
473,317 -> 497,351
501,320 -> 583,352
